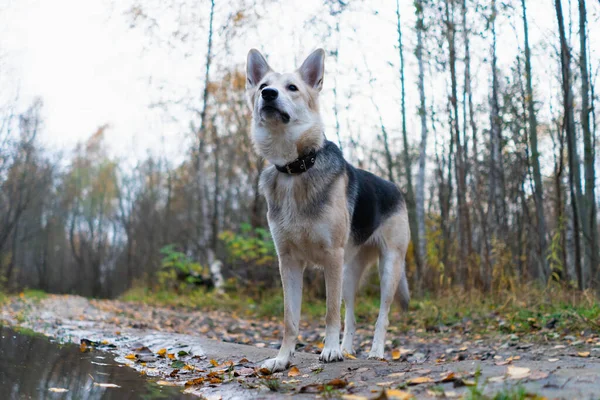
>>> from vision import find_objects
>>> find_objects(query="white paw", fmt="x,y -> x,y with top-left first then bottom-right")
319,346 -> 344,363
341,339 -> 355,356
260,357 -> 289,373
368,345 -> 385,360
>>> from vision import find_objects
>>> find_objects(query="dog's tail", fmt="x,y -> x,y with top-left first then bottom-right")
397,271 -> 410,311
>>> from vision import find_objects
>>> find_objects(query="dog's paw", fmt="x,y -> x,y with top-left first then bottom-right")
341,339 -> 355,356
319,346 -> 344,363
260,357 -> 289,373
367,347 -> 385,360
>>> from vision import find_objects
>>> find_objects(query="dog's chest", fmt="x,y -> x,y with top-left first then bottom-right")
261,169 -> 349,261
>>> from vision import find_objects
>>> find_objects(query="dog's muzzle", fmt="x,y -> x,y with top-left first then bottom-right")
260,88 -> 290,123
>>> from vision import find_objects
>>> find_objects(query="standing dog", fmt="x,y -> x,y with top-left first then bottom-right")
245,48 -> 410,372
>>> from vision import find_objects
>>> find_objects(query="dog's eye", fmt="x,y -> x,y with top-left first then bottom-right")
287,84 -> 298,92
259,83 -> 267,90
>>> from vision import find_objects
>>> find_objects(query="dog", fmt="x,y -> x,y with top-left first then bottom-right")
245,48 -> 410,372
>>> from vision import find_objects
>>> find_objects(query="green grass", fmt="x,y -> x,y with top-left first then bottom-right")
21,289 -> 48,301
118,282 -> 600,337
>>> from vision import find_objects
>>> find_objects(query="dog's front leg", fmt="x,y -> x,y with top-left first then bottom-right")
261,255 -> 304,372
320,248 -> 344,363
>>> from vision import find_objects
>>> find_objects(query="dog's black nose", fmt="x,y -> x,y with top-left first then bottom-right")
261,88 -> 278,102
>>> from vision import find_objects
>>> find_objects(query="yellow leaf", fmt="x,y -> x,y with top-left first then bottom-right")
157,348 -> 167,357
344,352 -> 357,360
167,353 -> 175,360
210,359 -> 219,367
288,366 -> 301,377
124,354 -> 136,360
342,395 -> 369,400
317,342 -> 324,349
101,340 -> 109,345
156,380 -> 179,386
183,364 -> 195,371
185,377 -> 205,386
386,389 -> 414,399
408,376 -> 434,385
440,372 -> 456,382
507,366 -> 531,379
577,352 -> 590,358
392,349 -> 401,360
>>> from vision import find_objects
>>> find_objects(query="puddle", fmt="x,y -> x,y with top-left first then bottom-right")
0,326 -> 196,399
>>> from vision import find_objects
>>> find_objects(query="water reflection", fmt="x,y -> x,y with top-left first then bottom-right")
0,326 -> 195,399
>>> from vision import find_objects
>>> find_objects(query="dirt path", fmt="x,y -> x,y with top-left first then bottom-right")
2,294 -> 600,399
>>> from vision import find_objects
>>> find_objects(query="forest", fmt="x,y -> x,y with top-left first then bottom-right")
0,0 -> 598,301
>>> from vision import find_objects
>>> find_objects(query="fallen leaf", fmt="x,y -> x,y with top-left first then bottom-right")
387,372 -> 406,378
439,372 -> 456,382
167,353 -> 175,360
210,359 -> 219,367
577,352 -> 590,358
157,348 -> 167,357
344,352 -> 357,360
488,376 -> 505,383
171,360 -> 185,368
386,389 -> 414,399
48,388 -> 68,393
341,395 -> 369,400
236,367 -> 255,377
183,364 -> 195,371
156,380 -> 180,386
209,377 -> 223,384
93,383 -> 121,388
185,377 -> 205,386
376,381 -> 396,387
548,358 -> 559,362
238,357 -> 249,364
258,367 -> 272,375
327,378 -> 348,388
408,376 -> 434,385
529,371 -> 549,380
507,366 -> 531,380
124,354 -> 136,360
392,349 -> 401,360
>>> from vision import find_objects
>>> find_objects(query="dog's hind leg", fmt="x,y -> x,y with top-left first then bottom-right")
368,250 -> 404,359
261,256 -> 304,372
341,246 -> 376,355
320,248 -> 345,363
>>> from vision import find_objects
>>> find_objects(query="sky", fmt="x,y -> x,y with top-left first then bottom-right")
1,0 -> 598,167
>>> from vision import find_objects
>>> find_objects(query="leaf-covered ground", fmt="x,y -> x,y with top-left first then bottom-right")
2,291 -> 600,399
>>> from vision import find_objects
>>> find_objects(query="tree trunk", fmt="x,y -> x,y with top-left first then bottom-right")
555,0 -> 584,289
445,0 -> 471,285
415,0 -> 428,286
488,0 -> 506,245
522,0 -> 549,282
396,0 -> 422,289
578,0 -> 598,285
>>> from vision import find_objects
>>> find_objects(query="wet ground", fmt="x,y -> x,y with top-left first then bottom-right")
2,295 -> 600,399
0,326 -> 196,400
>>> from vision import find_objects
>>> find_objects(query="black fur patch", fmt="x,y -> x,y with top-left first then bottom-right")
346,162 -> 404,245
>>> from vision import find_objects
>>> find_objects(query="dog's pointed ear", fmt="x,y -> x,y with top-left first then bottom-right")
298,49 -> 325,91
246,49 -> 271,89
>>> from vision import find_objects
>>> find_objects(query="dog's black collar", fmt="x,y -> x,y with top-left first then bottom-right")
275,150 -> 318,174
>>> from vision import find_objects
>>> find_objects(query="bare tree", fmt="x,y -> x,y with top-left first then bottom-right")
555,0 -> 584,289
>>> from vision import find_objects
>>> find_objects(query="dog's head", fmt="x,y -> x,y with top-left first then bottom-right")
245,49 -> 325,165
